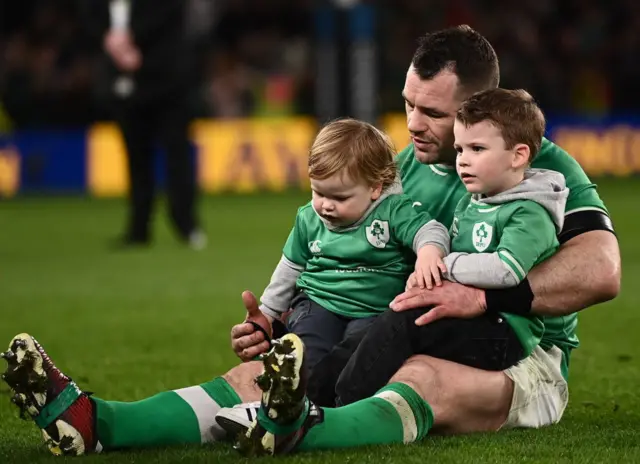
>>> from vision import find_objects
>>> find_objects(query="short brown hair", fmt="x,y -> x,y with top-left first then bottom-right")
456,88 -> 545,159
308,118 -> 397,189
412,25 -> 500,97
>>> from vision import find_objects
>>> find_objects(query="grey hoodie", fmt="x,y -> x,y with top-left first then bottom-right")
443,168 -> 569,289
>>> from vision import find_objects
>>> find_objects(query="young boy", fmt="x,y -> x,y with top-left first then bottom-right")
255,118 -> 450,373
328,88 -> 570,405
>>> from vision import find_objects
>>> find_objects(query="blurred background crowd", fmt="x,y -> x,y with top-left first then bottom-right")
0,0 -> 638,131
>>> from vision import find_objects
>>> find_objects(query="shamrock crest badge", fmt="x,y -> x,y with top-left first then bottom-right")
472,221 -> 493,252
366,220 -> 390,249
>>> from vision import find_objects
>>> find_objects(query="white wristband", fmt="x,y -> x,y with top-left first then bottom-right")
109,0 -> 131,31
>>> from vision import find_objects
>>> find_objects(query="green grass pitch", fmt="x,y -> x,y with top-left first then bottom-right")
0,178 -> 638,463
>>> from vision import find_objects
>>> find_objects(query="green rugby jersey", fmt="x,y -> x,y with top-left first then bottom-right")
259,188 -> 449,319
397,138 -> 609,377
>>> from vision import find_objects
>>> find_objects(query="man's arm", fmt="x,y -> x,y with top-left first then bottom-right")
390,227 -> 620,325
528,230 -> 620,316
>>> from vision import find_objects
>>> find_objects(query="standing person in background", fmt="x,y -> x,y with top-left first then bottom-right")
82,0 -> 206,250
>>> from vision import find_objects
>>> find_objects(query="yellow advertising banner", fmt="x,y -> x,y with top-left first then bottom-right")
87,123 -> 129,197
382,114 -> 411,153
0,145 -> 20,197
193,117 -> 315,193
552,126 -> 640,176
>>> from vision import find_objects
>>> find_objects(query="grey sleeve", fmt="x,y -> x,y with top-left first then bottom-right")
413,220 -> 450,255
443,252 -> 519,289
259,255 -> 304,319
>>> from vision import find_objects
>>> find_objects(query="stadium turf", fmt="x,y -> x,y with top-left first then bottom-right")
0,177 -> 638,463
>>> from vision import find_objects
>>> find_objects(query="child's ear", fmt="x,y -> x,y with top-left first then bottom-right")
512,143 -> 530,169
371,183 -> 383,200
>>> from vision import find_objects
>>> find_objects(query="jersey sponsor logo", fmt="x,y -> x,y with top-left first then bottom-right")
308,240 -> 322,254
451,216 -> 460,237
366,219 -> 390,249
335,266 -> 383,273
472,221 -> 493,252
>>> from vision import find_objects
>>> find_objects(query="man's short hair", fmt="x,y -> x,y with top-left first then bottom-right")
456,88 -> 546,160
308,118 -> 397,190
412,25 -> 500,96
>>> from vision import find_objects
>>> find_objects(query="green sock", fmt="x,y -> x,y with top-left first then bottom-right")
298,382 -> 433,450
93,377 -> 241,451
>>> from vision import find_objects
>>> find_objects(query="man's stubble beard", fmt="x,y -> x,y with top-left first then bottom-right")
416,139 -> 457,166
437,143 -> 457,166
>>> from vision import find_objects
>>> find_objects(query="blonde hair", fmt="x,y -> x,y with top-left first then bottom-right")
308,118 -> 397,189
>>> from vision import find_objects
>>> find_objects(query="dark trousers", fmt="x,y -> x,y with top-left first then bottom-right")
115,91 -> 197,241
286,293 -> 378,373
285,293 -> 378,405
330,307 -> 525,406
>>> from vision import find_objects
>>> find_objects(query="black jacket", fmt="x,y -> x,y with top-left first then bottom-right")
79,0 -> 192,105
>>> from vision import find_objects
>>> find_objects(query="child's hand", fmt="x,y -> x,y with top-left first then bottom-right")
415,244 -> 447,290
405,272 -> 418,290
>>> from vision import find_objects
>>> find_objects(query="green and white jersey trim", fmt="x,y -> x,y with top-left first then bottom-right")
498,249 -> 527,283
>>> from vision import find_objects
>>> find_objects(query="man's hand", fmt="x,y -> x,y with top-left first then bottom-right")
390,280 -> 487,326
104,30 -> 141,72
230,291 -> 273,362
